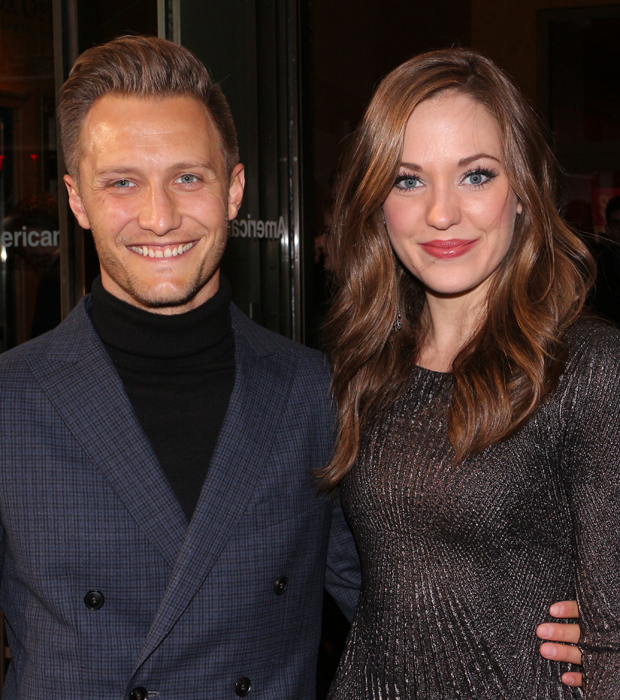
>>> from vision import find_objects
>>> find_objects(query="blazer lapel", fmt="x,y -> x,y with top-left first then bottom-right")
26,300 -> 188,568
132,309 -> 297,672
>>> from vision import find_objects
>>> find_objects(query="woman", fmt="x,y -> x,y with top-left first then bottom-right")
322,48 -> 620,698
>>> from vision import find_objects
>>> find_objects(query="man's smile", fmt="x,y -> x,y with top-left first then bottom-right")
127,241 -> 197,258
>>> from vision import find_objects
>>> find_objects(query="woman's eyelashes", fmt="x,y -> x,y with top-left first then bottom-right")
393,167 -> 499,191
462,168 -> 498,188
393,173 -> 422,191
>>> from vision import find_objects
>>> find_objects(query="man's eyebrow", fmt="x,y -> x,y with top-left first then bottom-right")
398,153 -> 501,171
169,162 -> 218,172
94,162 -> 218,177
93,167 -> 139,178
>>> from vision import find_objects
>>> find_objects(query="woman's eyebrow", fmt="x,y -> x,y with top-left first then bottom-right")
458,153 -> 500,167
398,153 -> 501,171
399,161 -> 422,171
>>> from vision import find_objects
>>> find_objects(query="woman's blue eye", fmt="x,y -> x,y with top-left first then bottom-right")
463,170 -> 494,186
395,175 -> 421,190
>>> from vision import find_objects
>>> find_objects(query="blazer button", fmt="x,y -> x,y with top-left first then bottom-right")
273,576 -> 289,595
84,590 -> 105,610
235,677 -> 252,696
129,687 -> 148,700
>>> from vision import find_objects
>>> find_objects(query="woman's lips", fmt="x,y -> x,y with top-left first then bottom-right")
420,239 -> 478,259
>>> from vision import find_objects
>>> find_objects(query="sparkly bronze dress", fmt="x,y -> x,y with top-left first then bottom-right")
329,321 -> 620,699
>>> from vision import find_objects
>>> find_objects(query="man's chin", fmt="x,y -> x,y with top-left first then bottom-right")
100,264 -> 221,314
122,283 -> 204,315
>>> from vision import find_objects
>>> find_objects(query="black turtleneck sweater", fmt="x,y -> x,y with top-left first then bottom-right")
89,276 -> 235,521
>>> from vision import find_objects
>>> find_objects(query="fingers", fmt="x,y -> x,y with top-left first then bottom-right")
561,672 -> 583,688
538,641 -> 582,665
539,601 -> 582,689
549,600 -> 579,619
537,622 -> 580,645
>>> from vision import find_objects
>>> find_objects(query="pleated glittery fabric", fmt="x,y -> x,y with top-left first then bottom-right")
329,319 -> 620,699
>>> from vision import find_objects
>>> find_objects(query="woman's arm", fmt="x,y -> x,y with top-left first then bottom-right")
562,325 -> 620,695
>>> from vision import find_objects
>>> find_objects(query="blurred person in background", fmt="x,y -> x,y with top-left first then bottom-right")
591,194 -> 620,326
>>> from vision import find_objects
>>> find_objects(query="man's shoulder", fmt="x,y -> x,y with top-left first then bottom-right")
0,297 -> 93,371
230,306 -> 334,439
230,303 -> 329,373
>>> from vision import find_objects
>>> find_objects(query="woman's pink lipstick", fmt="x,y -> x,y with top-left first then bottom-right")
420,239 -> 477,259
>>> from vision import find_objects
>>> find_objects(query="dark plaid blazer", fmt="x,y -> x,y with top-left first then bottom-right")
0,296 -> 360,699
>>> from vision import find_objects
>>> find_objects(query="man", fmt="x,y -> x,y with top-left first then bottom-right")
0,35 -> 359,699
0,34 -> 578,699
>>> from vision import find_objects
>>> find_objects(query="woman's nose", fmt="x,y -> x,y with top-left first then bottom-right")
426,186 -> 461,230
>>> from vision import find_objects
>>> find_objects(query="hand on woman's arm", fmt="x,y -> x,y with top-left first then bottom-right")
537,600 -> 582,687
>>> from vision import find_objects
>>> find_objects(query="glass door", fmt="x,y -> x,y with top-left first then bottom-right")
169,0 -> 311,341
0,0 -> 60,351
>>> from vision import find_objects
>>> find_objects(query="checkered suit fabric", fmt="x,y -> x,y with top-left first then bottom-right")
0,298 -> 360,699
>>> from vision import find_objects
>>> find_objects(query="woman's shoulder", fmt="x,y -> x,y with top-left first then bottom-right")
548,317 -> 620,429
566,315 -> 620,350
564,315 -> 620,379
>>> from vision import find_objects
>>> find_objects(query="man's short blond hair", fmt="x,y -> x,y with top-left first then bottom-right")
58,35 -> 239,179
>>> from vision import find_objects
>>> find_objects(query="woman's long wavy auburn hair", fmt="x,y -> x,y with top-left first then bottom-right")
319,48 -> 594,491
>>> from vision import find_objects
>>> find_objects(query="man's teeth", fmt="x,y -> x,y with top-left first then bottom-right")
129,242 -> 195,258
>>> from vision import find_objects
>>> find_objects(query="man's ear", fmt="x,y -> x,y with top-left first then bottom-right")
63,174 -> 91,230
227,163 -> 245,221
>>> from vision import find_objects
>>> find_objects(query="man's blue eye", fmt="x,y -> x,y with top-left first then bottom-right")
178,174 -> 198,183
114,179 -> 132,188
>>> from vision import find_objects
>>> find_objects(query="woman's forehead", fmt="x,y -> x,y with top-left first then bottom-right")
400,92 -> 502,164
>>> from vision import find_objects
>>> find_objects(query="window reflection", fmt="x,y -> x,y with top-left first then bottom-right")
0,0 -> 58,351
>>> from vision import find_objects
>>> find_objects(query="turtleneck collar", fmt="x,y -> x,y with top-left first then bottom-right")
89,275 -> 232,360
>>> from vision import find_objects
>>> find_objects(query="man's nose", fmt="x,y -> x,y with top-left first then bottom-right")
426,185 -> 461,230
138,185 -> 181,235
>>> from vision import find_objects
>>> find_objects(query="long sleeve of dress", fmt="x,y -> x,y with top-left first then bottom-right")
562,324 -> 620,698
